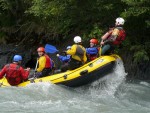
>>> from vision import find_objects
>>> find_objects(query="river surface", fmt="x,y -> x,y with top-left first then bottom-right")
0,60 -> 150,113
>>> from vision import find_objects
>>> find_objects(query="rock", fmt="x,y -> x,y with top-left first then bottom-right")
120,51 -> 150,80
0,44 -> 33,68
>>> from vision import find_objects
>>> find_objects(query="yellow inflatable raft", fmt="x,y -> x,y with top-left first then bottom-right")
0,54 -> 121,87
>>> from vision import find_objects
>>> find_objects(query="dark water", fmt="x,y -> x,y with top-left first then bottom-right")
0,60 -> 150,113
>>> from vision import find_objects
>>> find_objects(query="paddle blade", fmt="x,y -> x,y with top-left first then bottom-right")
45,44 -> 58,54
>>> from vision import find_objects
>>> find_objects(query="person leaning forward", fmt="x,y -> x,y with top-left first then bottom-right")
0,55 -> 30,86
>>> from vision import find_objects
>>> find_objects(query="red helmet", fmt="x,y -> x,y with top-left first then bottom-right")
37,47 -> 45,52
90,39 -> 98,45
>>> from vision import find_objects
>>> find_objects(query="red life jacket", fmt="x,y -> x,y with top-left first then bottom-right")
112,28 -> 126,45
44,54 -> 51,68
5,64 -> 22,86
89,55 -> 97,61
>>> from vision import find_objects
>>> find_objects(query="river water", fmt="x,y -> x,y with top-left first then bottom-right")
0,60 -> 150,113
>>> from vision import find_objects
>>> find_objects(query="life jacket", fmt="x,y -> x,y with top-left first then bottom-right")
112,27 -> 126,45
5,64 -> 22,86
86,47 -> 99,61
75,45 -> 85,63
44,54 -> 51,68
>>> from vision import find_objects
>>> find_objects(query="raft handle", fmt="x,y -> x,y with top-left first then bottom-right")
80,70 -> 88,76
63,74 -> 68,79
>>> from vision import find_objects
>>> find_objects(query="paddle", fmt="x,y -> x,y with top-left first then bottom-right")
45,44 -> 59,54
28,59 -> 38,81
33,59 -> 38,77
98,44 -> 102,57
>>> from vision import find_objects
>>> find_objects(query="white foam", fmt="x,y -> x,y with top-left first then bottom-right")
89,58 -> 127,97
140,81 -> 149,87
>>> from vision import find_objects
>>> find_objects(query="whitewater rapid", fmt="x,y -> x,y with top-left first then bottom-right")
0,59 -> 150,113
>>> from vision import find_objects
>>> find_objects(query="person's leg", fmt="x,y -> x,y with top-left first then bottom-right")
61,63 -> 69,72
68,59 -> 82,70
101,44 -> 111,55
42,68 -> 52,77
28,72 -> 42,79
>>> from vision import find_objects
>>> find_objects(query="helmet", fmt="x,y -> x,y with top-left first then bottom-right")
90,39 -> 98,45
37,47 -> 45,52
74,36 -> 82,43
116,17 -> 125,25
66,46 -> 71,50
13,55 -> 22,62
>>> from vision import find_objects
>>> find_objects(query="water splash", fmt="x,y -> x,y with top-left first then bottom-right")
87,59 -> 127,98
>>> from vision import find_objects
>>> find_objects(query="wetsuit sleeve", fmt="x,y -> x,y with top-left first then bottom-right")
0,66 -> 7,79
66,45 -> 76,55
58,55 -> 65,62
59,55 -> 70,62
37,56 -> 46,72
20,67 -> 29,80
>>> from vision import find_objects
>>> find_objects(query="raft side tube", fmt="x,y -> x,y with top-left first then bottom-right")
56,61 -> 116,87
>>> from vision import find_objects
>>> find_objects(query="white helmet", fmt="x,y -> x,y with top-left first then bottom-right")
116,17 -> 125,25
74,36 -> 82,43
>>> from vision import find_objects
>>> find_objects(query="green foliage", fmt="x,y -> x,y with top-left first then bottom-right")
0,32 -> 7,44
83,24 -> 103,41
0,0 -> 149,62
133,50 -> 149,63
130,45 -> 149,63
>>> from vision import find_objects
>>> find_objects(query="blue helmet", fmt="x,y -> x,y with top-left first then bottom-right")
66,46 -> 71,50
13,55 -> 22,62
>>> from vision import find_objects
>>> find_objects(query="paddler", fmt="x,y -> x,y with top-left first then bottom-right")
0,55 -> 30,86
62,36 -> 87,71
100,17 -> 126,55
56,46 -> 71,72
86,38 -> 99,61
35,47 -> 54,78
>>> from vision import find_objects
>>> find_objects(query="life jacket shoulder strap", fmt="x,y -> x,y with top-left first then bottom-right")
75,45 -> 84,62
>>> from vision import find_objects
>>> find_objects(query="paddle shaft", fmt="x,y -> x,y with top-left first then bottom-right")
99,45 -> 102,57
33,59 -> 38,78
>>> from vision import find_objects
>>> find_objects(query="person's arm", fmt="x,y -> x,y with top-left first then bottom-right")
86,47 -> 98,55
0,66 -> 7,79
20,67 -> 30,81
66,45 -> 76,55
101,31 -> 112,40
104,29 -> 119,44
37,56 -> 46,72
58,55 -> 64,62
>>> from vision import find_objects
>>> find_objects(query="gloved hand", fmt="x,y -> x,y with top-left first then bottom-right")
26,68 -> 30,71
